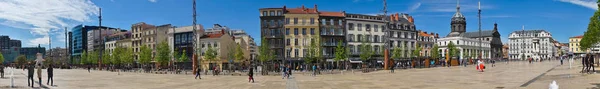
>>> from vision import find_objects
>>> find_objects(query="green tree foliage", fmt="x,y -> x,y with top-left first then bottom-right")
178,50 -> 188,62
112,47 -> 123,66
412,44 -> 422,57
306,38 -> 323,64
0,51 -> 4,64
431,44 -> 440,59
81,51 -> 88,65
102,50 -> 111,65
359,37 -> 373,62
463,50 -> 470,59
88,51 -> 98,65
205,46 -> 218,63
580,2 -> 600,50
334,40 -> 347,63
156,41 -> 171,66
121,47 -> 134,66
447,41 -> 458,57
16,55 -> 27,66
139,45 -> 152,64
391,47 -> 401,60
234,44 -> 245,62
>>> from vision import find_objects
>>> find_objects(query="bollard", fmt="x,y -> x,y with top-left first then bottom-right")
10,67 -> 14,87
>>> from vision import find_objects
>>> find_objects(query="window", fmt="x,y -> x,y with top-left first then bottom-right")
295,39 -> 298,46
294,28 -> 299,35
310,18 -> 315,24
269,11 -> 274,16
302,19 -> 306,25
357,23 -> 362,31
366,35 -> 371,42
321,19 -> 325,25
338,19 -> 342,25
348,34 -> 354,42
262,11 -> 267,16
349,45 -> 355,53
286,49 -> 291,57
357,34 -> 362,42
286,39 -> 290,45
285,18 -> 290,24
374,25 -> 379,32
293,18 -> 298,24
286,28 -> 290,35
374,35 -> 379,43
302,28 -> 306,35
214,43 -> 218,48
404,32 -> 408,38
295,49 -> 299,57
330,19 -> 334,25
310,28 -> 315,35
277,11 -> 282,16
348,23 -> 354,30
366,24 -> 371,31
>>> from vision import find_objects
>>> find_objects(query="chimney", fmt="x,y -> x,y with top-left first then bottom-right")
314,4 -> 318,12
424,31 -> 428,34
494,22 -> 498,31
302,5 -> 305,10
342,11 -> 346,16
408,16 -> 414,23
430,33 -> 434,35
436,33 -> 439,38
283,5 -> 287,10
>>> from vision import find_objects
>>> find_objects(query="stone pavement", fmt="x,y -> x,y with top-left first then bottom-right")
0,60 -> 597,89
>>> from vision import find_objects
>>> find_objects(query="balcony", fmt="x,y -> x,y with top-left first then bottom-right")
320,29 -> 345,36
321,42 -> 338,46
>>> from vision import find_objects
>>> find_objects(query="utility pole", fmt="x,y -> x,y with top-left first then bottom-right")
382,0 -> 391,70
478,0 -> 482,60
65,27 -> 68,65
49,31 -> 52,63
192,0 -> 199,74
98,8 -> 103,68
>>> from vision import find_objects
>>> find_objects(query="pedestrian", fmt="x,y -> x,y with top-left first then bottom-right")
0,64 -> 4,78
195,67 -> 201,79
287,65 -> 292,78
87,65 -> 91,73
491,59 -> 495,67
47,64 -> 54,85
312,65 -> 316,76
390,62 -> 395,73
281,65 -> 287,79
582,54 -> 588,73
588,54 -> 595,73
248,68 -> 254,83
27,62 -> 34,88
477,59 -> 485,72
36,63 -> 42,87
560,56 -> 564,65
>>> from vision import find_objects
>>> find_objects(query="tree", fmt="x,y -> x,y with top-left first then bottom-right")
463,50 -> 470,60
0,51 -> 4,64
258,37 -> 274,74
412,44 -> 422,57
447,42 -> 458,58
234,44 -> 245,63
88,51 -> 98,65
431,44 -> 440,60
306,38 -> 323,65
16,55 -> 27,67
333,40 -> 347,69
391,47 -> 401,60
121,47 -> 134,67
178,50 -> 189,62
139,45 -> 152,66
156,40 -> 171,68
102,50 -> 111,65
359,37 -> 373,63
81,51 -> 88,65
580,2 -> 600,50
204,46 -> 218,68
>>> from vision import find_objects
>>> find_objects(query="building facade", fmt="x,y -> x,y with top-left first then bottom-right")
199,28 -> 236,71
417,31 -> 439,57
438,1 -> 491,61
105,31 -> 131,54
508,30 -> 555,60
131,22 -> 157,60
259,7 -> 286,62
230,30 -> 257,61
0,35 -> 21,63
461,23 -> 503,59
47,47 -> 69,64
387,13 -> 417,60
169,25 -> 204,61
86,27 -> 119,52
20,46 -> 46,61
70,25 -> 113,63
345,13 -> 386,63
283,5 -> 320,64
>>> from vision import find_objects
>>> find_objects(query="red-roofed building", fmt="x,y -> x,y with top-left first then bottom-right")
198,24 -> 236,71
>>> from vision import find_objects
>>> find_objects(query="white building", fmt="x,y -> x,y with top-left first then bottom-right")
437,0 -> 491,60
230,30 -> 258,58
345,13 -> 386,62
508,30 -> 555,60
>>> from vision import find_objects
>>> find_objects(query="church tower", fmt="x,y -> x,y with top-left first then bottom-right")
447,0 -> 466,37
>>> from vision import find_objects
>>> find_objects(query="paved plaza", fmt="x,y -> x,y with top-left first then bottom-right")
1,60 -> 599,89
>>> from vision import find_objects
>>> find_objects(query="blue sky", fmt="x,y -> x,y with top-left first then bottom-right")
0,0 -> 597,49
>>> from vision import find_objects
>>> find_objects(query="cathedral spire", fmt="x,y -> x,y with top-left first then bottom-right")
457,0 -> 460,12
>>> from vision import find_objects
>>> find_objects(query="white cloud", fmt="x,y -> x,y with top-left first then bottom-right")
405,3 -> 422,13
149,0 -> 157,3
29,36 -> 50,46
0,0 -> 99,46
557,0 -> 598,10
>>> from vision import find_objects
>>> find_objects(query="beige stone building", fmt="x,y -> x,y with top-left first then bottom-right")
199,25 -> 236,70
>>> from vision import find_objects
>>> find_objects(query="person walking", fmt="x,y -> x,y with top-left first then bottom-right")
582,54 -> 588,73
47,64 -> 54,85
87,65 -> 91,73
281,65 -> 286,79
287,65 -> 292,79
390,62 -> 395,73
36,63 -> 42,87
248,68 -> 254,83
312,65 -> 316,76
195,67 -> 201,79
591,54 -> 596,72
27,63 -> 34,88
560,56 -> 564,65
0,64 -> 4,78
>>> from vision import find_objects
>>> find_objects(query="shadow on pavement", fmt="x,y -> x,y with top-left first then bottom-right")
589,83 -> 600,89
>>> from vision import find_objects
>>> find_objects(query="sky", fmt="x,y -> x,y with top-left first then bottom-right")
0,0 -> 597,50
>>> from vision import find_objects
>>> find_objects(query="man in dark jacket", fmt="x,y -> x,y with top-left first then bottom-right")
47,64 -> 54,85
27,62 -> 34,88
248,68 -> 254,83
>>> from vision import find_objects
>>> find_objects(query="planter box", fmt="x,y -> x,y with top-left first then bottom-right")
451,59 -> 459,66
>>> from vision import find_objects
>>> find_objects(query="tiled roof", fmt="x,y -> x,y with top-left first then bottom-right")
204,33 -> 224,38
570,35 -> 583,38
418,32 -> 431,37
286,8 -> 318,14
319,11 -> 344,17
